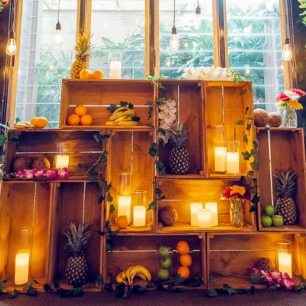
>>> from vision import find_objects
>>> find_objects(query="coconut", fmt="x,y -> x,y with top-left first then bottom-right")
268,112 -> 282,127
159,206 -> 178,226
255,257 -> 275,272
254,108 -> 269,127
12,157 -> 32,172
31,156 -> 51,169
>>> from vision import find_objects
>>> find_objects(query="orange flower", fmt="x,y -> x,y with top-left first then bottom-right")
287,100 -> 303,110
230,185 -> 246,197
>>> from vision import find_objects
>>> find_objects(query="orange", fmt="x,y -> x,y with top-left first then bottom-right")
75,105 -> 88,116
79,69 -> 91,80
68,114 -> 80,126
177,241 -> 189,255
81,114 -> 93,126
117,216 -> 129,229
178,266 -> 190,279
92,70 -> 104,80
30,117 -> 37,125
33,117 -> 48,128
180,254 -> 192,267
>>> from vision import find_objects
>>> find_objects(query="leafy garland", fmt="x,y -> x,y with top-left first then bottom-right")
298,0 -> 306,26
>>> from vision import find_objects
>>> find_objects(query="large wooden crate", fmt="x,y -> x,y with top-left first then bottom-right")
60,80 -> 155,129
257,128 -> 306,231
207,232 -> 306,289
156,179 -> 256,234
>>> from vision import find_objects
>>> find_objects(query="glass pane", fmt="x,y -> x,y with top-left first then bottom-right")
226,0 -> 284,111
159,0 -> 214,79
16,0 -> 77,128
90,0 -> 145,79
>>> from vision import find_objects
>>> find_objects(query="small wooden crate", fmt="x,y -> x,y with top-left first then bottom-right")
156,179 -> 256,234
5,129 -> 102,180
257,128 -> 306,232
204,81 -> 253,178
60,80 -> 155,129
157,80 -> 205,178
207,232 -> 306,289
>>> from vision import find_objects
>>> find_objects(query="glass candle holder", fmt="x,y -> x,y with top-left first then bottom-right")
275,239 -> 292,277
117,172 -> 132,224
225,141 -> 240,175
109,52 -> 122,79
212,125 -> 227,173
55,143 -> 70,168
131,190 -> 147,227
14,227 -> 32,285
190,203 -> 202,227
205,202 -> 218,226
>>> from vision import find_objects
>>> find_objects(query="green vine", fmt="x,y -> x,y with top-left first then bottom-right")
298,0 -> 306,26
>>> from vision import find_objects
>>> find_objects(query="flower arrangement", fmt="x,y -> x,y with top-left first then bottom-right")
222,185 -> 250,200
182,67 -> 233,81
14,167 -> 69,179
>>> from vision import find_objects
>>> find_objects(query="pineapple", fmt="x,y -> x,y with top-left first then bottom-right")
274,171 -> 298,225
70,33 -> 91,79
64,223 -> 91,286
168,123 -> 190,175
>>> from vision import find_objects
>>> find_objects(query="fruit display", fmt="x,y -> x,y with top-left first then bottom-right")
254,108 -> 269,127
268,112 -> 282,127
176,241 -> 191,279
115,265 -> 151,285
117,215 -> 129,229
67,105 -> 93,126
168,123 -> 190,175
31,157 -> 51,169
79,69 -> 104,80
159,206 -> 178,226
274,171 -> 298,225
64,223 -> 91,286
261,204 -> 284,228
157,246 -> 171,281
12,157 -> 32,172
255,257 -> 275,272
105,105 -> 140,126
14,117 -> 49,129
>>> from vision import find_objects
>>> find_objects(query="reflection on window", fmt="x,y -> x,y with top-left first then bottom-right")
159,0 -> 214,79
90,0 -> 145,80
16,0 -> 77,127
226,0 -> 284,111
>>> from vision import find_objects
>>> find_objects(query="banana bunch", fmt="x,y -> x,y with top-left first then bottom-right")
116,265 -> 151,286
14,121 -> 35,129
105,106 -> 139,126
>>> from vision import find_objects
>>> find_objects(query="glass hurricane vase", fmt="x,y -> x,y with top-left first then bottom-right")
229,199 -> 244,228
282,106 -> 297,128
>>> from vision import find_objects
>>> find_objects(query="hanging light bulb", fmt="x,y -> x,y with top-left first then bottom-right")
193,1 -> 202,30
54,0 -> 64,45
170,0 -> 179,51
6,31 -> 17,56
282,36 -> 292,61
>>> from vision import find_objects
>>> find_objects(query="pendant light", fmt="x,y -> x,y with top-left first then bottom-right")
170,0 -> 179,51
54,0 -> 64,45
282,36 -> 292,61
193,0 -> 202,30
6,0 -> 17,56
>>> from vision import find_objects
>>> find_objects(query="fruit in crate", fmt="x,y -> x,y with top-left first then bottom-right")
177,241 -> 189,255
254,108 -> 269,127
159,206 -> 178,226
268,112 -> 282,127
12,157 -> 32,172
64,223 -> 91,286
70,33 -> 91,79
158,268 -> 170,280
255,257 -> 275,272
31,156 -> 51,169
68,114 -> 81,126
274,171 -> 298,225
117,215 -> 129,229
168,123 -> 190,175
261,215 -> 272,227
80,114 -> 93,126
158,246 -> 170,259
160,257 -> 171,269
75,105 -> 88,116
105,105 -> 139,126
32,117 -> 49,128
265,205 -> 275,216
92,70 -> 104,80
180,254 -> 192,267
178,266 -> 190,279
79,69 -> 91,80
272,215 -> 284,227
116,265 -> 151,285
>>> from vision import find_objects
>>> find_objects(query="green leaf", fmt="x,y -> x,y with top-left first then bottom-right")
120,101 -> 128,107
27,285 -> 37,296
236,120 -> 244,125
251,194 -> 260,205
148,107 -> 153,120
106,104 -> 117,113
99,180 -> 108,189
149,143 -> 158,157
96,230 -> 105,236
98,194 -> 104,204
222,284 -> 237,295
43,284 -> 53,293
250,161 -> 259,171
243,135 -> 248,145
246,123 -> 252,131
132,116 -> 140,122
253,140 -> 259,150
88,173 -> 95,182
158,128 -> 166,136
106,240 -> 113,252
155,188 -> 162,197
11,289 -> 19,298
245,107 -> 250,115
132,285 -> 146,295
249,205 -> 257,213
8,131 -> 19,142
206,289 -> 218,297
0,135 -> 7,146
95,274 -> 103,286
73,286 -> 83,297
247,171 -> 255,177
155,160 -> 166,175
109,204 -> 115,214
294,274 -> 306,283
15,117 -> 21,124
145,101 -> 153,106
251,149 -> 258,159
148,201 -> 156,211
242,151 -> 252,161
107,192 -> 113,203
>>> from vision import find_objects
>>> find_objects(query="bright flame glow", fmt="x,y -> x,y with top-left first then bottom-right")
54,29 -> 64,45
282,44 -> 292,61
170,34 -> 180,51
6,38 -> 17,56
193,14 -> 202,30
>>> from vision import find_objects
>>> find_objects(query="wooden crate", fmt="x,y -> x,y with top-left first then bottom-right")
4,129 -> 102,179
204,81 -> 253,178
257,128 -> 306,231
105,130 -> 154,234
0,182 -> 53,288
104,235 -> 205,289
60,80 -> 155,129
157,80 -> 205,178
156,179 -> 256,234
48,181 -> 102,291
207,232 -> 306,289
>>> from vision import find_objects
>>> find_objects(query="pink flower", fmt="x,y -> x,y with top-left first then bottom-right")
56,168 -> 69,179
15,170 -> 27,178
46,168 -> 57,179
271,270 -> 282,280
276,92 -> 290,102
34,168 -> 45,178
282,277 -> 295,290
291,88 -> 306,97
261,270 -> 275,286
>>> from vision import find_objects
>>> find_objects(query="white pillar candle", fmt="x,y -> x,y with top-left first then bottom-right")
55,155 -> 69,168
278,252 -> 292,277
118,196 -> 132,223
214,147 -> 227,172
205,202 -> 218,226
198,209 -> 211,229
109,61 -> 122,79
190,203 -> 203,226
133,206 -> 146,227
15,252 -> 30,285
226,152 -> 240,174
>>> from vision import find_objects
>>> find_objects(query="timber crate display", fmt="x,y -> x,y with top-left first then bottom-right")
59,80 -> 155,129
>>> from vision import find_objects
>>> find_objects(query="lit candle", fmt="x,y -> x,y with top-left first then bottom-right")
15,252 -> 30,285
133,206 -> 146,227
109,61 -> 122,79
226,152 -> 240,174
118,196 -> 132,223
205,202 -> 218,226
190,203 -> 202,226
214,147 -> 227,172
278,252 -> 292,277
55,155 -> 69,168
198,209 -> 211,229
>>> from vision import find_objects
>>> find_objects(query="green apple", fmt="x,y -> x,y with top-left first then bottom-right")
160,257 -> 171,269
265,205 -> 275,217
261,215 -> 272,227
158,268 -> 169,280
272,215 -> 284,227
158,246 -> 170,259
